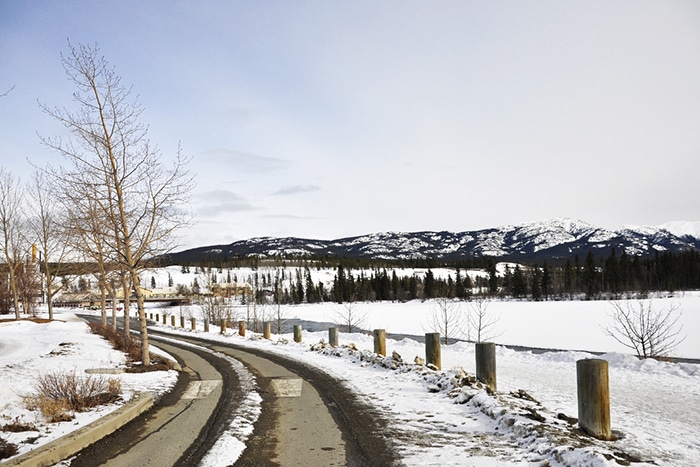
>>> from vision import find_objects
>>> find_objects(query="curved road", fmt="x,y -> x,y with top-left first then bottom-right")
72,318 -> 398,466
155,331 -> 400,466
68,331 -> 239,466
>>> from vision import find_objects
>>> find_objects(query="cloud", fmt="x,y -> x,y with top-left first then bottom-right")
195,189 -> 258,216
272,184 -> 320,196
200,148 -> 288,173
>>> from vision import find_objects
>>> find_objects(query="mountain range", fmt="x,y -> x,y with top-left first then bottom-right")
165,218 -> 700,264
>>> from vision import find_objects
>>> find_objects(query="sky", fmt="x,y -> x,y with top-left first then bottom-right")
1,1 -> 699,251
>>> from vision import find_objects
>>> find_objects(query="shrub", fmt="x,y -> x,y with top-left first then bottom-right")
24,370 -> 122,422
88,322 -> 142,362
605,300 -> 686,358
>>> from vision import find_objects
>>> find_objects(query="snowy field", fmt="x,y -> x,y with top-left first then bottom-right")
1,265 -> 699,465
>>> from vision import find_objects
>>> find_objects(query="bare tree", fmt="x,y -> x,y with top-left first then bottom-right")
68,194 -> 118,327
39,42 -> 194,365
0,168 -> 25,318
605,300 -> 686,359
333,301 -> 368,333
273,301 -> 288,334
15,257 -> 40,315
26,170 -> 74,320
426,297 -> 466,344
197,271 -> 225,325
467,298 -> 502,343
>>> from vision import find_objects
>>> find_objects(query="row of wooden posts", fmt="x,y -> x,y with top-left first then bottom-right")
148,313 -> 613,441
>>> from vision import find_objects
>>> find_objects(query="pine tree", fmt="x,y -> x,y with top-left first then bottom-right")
512,265 -> 527,298
424,269 -> 435,299
584,251 -> 598,299
541,261 -> 550,299
487,262 -> 499,295
530,266 -> 542,301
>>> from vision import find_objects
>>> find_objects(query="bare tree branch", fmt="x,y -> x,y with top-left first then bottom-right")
605,300 -> 686,358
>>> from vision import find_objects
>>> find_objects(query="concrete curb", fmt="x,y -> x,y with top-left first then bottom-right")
3,392 -> 154,467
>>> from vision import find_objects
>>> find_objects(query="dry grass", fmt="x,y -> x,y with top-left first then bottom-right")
23,370 -> 122,423
1,417 -> 37,433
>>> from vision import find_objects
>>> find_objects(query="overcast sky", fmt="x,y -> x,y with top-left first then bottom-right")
1,1 -> 699,250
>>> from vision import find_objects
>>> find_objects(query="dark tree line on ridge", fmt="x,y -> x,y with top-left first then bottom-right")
185,248 -> 700,305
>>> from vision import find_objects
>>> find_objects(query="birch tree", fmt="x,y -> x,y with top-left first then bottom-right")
40,42 -> 193,365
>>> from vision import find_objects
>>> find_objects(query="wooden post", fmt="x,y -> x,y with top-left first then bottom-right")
156,314 -> 160,323
476,342 -> 497,391
425,333 -> 441,370
180,316 -> 185,328
149,313 -> 153,320
191,317 -> 196,331
238,320 -> 246,337
263,321 -> 271,339
373,329 -> 386,356
204,319 -> 210,333
220,319 -> 227,334
577,359 -> 613,440
171,315 -> 176,327
293,324 -> 302,343
328,327 -> 339,347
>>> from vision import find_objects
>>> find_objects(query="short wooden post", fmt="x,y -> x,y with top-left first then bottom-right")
425,333 -> 441,370
373,329 -> 386,356
220,319 -> 227,334
329,327 -> 339,347
238,320 -> 246,337
204,319 -> 210,333
171,315 -> 176,327
263,321 -> 271,339
476,342 -> 497,391
149,313 -> 153,320
577,359 -> 613,440
293,324 -> 302,343
191,317 -> 196,330
180,316 -> 185,328
156,314 -> 160,323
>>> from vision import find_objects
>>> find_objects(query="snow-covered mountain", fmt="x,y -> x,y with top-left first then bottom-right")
168,218 -> 700,263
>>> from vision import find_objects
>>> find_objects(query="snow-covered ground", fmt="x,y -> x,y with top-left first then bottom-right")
0,312 -> 178,460
149,297 -> 700,467
1,289 -> 699,465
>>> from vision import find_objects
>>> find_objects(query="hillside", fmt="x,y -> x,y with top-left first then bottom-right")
166,218 -> 700,264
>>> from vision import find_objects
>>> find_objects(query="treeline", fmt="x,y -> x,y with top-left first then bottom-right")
258,248 -> 700,304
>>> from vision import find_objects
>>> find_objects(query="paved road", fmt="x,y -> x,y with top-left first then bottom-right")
72,317 -> 398,466
68,331 -> 239,466
159,332 -> 400,466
